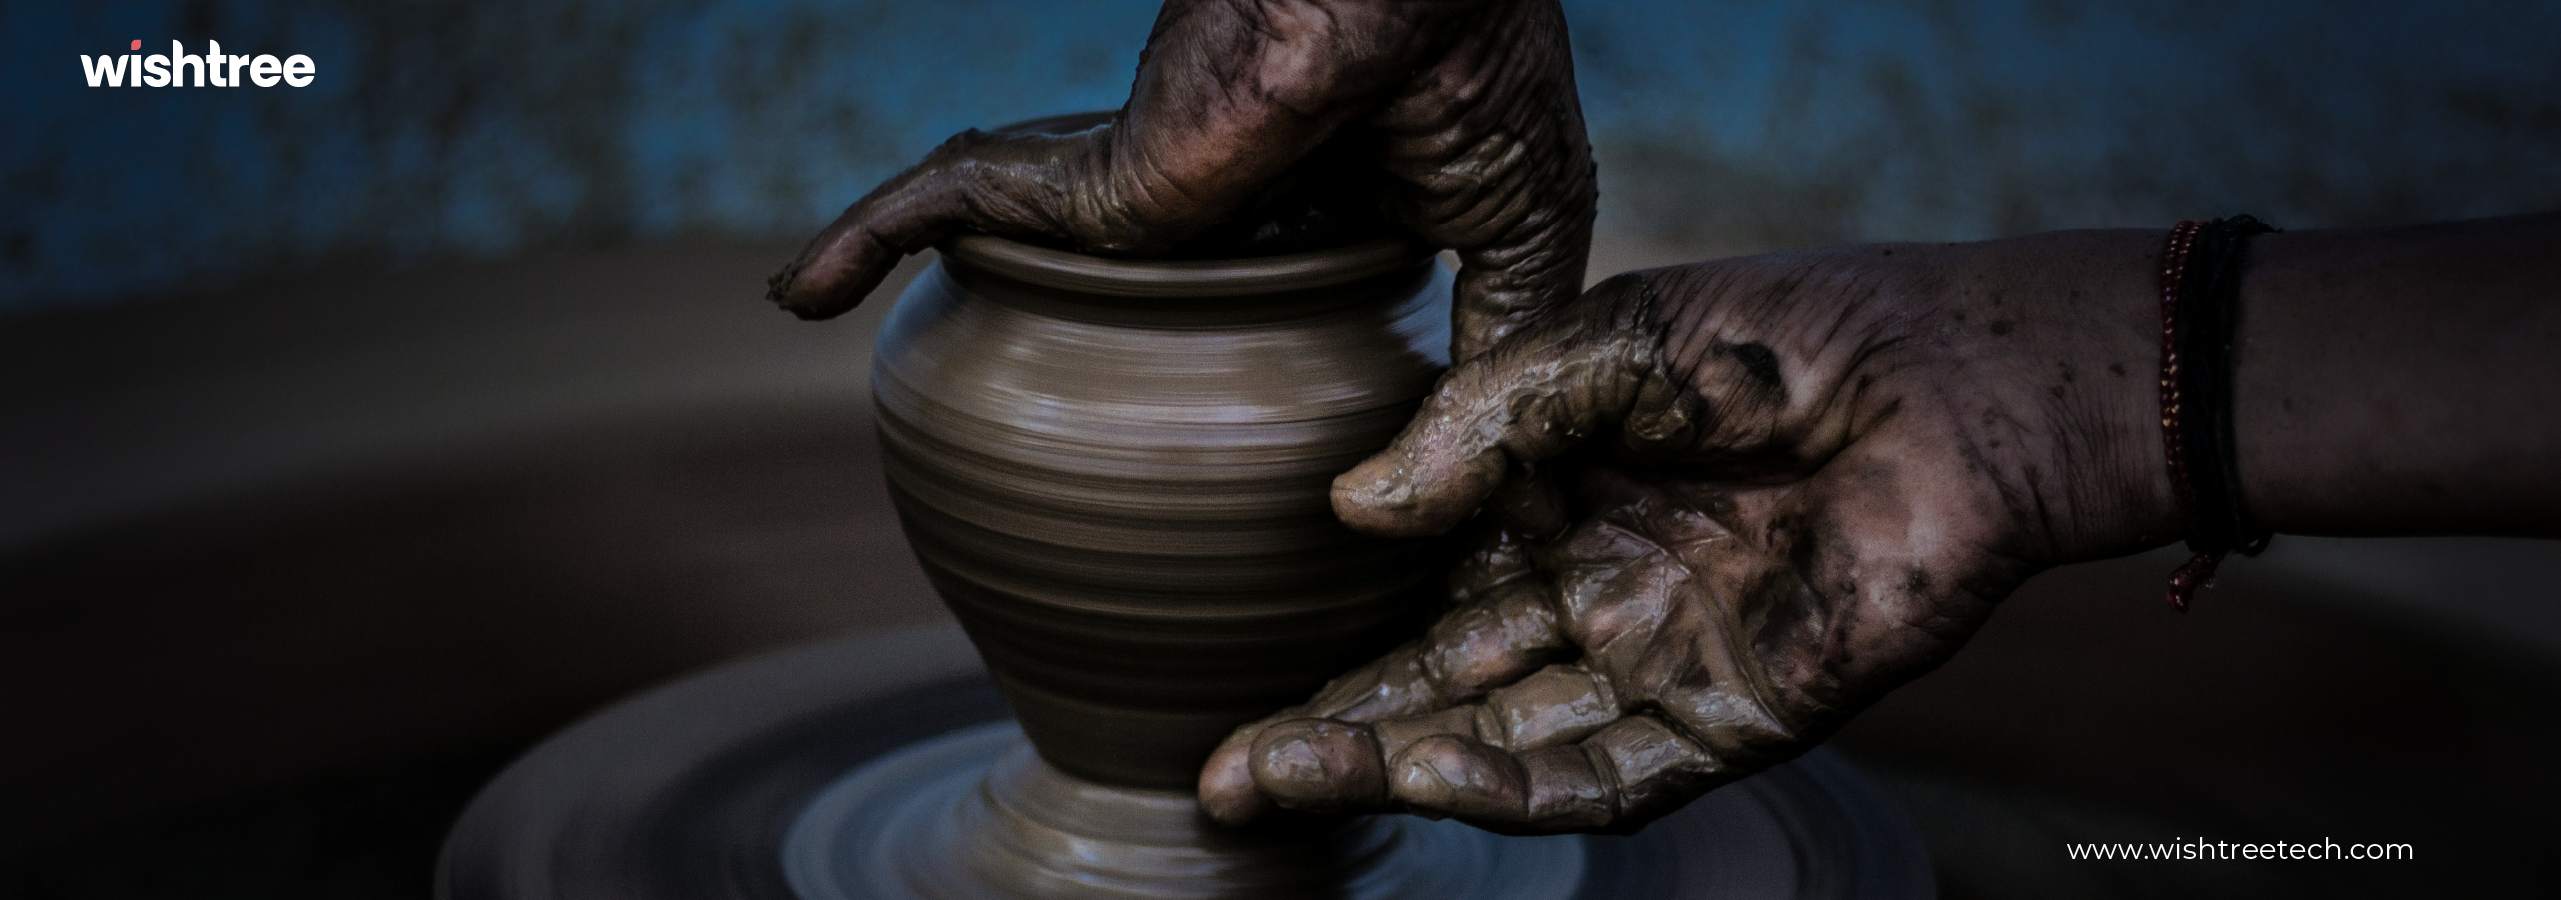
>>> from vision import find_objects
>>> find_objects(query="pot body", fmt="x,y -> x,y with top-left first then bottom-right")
872,235 -> 1451,788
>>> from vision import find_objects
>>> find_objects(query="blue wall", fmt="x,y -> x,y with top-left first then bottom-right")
8,0 -> 2560,314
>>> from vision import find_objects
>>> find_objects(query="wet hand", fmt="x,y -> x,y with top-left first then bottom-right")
1200,233 -> 2183,833
765,0 -> 1597,362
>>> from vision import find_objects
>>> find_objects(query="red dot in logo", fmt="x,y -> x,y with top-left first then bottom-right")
130,39 -> 141,50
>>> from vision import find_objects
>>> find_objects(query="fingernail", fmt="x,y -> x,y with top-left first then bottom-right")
1337,461 -> 1412,507
1260,735 -> 1328,785
1424,753 -> 1475,790
1396,751 -> 1472,798
1335,462 -> 1438,539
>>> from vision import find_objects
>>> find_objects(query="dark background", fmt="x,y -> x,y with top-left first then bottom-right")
5,1 -> 2558,897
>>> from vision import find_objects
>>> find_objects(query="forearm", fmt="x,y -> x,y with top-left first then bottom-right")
2235,213 -> 2561,537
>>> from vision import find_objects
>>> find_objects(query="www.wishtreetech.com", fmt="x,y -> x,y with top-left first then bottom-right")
2066,838 -> 2415,861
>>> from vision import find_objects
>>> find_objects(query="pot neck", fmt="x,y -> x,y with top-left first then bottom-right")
936,234 -> 1437,328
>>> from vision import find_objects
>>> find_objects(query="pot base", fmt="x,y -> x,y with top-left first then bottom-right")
782,722 -> 1585,900
438,626 -> 1934,900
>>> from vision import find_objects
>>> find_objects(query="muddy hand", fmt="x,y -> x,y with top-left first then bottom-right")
766,0 -> 1595,363
1201,234 -> 2184,833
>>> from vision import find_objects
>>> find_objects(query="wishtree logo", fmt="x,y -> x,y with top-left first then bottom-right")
81,40 -> 315,87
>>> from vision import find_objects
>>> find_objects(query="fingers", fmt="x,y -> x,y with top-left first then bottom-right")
1366,0 -> 1596,363
1237,719 -> 1388,815
1444,205 -> 1597,363
1245,491 -> 1756,834
1391,734 -> 1613,831
1333,275 -> 1700,538
1236,484 -> 1777,834
1294,527 -> 1575,720
1246,661 -> 1625,823
771,1 -> 1454,321
1404,714 -> 1722,833
765,140 -> 980,320
1289,572 -> 1570,726
1193,574 -> 1557,805
1201,593 -> 1560,823
1200,577 -> 1568,820
1369,662 -> 1620,753
1200,535 -> 1570,824
1250,706 -> 1724,834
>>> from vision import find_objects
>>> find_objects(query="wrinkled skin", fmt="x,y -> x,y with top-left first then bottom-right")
767,0 -> 1596,362
1199,234 -> 2186,833
771,0 -> 2200,836
781,0 -> 2561,841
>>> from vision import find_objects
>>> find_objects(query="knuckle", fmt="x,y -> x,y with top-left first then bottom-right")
1589,716 -> 1724,828
1518,746 -> 1614,831
1388,734 -> 1526,823
1483,664 -> 1619,750
1417,591 -> 1559,700
1372,706 -> 1486,762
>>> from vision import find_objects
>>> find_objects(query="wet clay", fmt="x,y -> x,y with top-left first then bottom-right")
872,232 -> 1453,788
984,112 -> 1407,260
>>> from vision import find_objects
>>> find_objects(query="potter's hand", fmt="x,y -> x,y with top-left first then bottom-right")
1201,233 -> 2183,833
766,0 -> 1595,362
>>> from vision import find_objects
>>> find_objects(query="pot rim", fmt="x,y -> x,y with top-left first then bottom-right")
945,111 -> 1429,298
938,233 -> 1431,299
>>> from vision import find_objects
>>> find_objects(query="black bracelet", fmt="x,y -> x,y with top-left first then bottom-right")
2179,215 -> 2277,555
2160,215 -> 2277,610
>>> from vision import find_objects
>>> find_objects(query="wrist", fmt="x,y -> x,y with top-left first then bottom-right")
1945,229 -> 2185,561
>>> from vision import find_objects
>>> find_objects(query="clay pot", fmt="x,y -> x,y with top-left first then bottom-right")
433,115 -> 1931,900
871,231 -> 1451,788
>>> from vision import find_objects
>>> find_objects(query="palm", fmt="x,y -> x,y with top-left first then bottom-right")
1202,244 -> 2157,833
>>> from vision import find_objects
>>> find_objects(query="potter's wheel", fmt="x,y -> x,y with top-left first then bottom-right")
438,625 -> 1933,900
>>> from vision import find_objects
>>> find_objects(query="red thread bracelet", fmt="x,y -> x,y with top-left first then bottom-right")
2159,221 -> 2219,612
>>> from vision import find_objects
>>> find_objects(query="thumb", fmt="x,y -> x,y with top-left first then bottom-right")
1333,275 -> 1696,537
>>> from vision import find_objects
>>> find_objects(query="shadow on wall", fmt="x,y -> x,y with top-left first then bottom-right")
10,0 -> 2561,313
